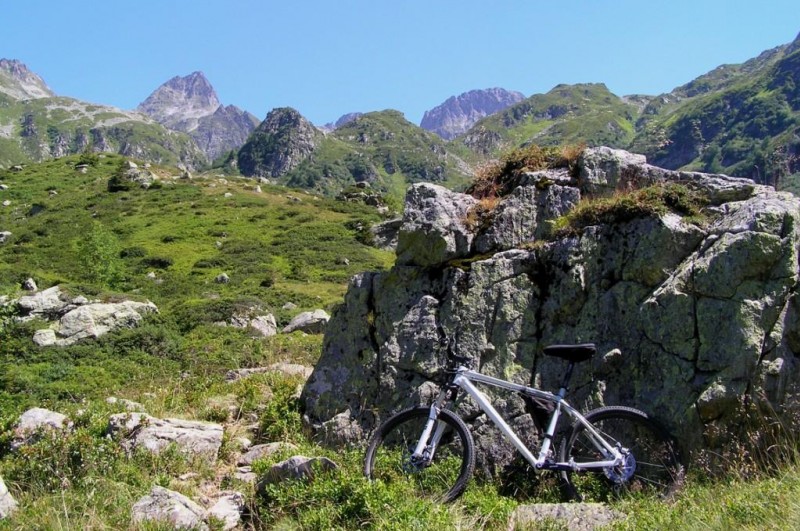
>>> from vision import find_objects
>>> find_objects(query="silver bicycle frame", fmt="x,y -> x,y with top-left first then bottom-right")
413,366 -> 624,471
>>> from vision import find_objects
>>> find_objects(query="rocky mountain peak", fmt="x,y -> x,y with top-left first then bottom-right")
136,71 -> 221,128
237,107 -> 323,178
0,59 -> 55,100
421,87 -> 526,140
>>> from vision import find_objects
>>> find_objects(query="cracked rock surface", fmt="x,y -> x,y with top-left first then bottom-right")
301,147 -> 800,470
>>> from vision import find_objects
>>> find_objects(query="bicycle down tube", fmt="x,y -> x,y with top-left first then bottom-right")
413,366 -> 625,472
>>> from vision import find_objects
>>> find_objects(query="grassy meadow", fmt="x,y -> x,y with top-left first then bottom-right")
1,155 -> 799,529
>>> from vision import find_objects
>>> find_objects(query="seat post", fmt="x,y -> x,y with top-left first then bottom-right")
558,362 -> 576,397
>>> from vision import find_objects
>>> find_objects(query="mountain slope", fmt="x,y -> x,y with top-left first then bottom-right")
0,60 -> 208,169
630,33 -> 800,187
0,59 -> 54,100
459,83 -> 640,156
138,72 -> 259,161
421,87 -> 525,140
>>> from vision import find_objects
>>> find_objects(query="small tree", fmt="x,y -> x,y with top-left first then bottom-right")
75,222 -> 124,288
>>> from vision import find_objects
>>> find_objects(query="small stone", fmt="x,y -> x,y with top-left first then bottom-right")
21,277 -> 37,291
282,302 -> 298,311
0,231 -> 11,244
146,272 -> 157,279
2,200 -> 10,207
238,442 -> 299,465
208,492 -> 245,531
32,329 -> 57,346
224,192 -> 233,198
215,273 -> 230,284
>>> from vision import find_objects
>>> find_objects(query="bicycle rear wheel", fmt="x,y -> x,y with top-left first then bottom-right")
364,406 -> 475,503
560,406 -> 685,502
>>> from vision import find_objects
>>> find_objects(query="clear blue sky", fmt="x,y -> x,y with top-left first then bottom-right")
2,0 -> 798,126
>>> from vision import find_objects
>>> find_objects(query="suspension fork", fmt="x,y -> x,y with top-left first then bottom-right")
411,389 -> 451,462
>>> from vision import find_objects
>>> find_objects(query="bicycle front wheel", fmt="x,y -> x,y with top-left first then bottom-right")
560,406 -> 685,502
364,406 -> 475,503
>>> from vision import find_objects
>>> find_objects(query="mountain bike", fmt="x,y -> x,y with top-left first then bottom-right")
364,341 -> 685,503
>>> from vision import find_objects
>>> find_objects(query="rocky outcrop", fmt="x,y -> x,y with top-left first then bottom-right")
108,413 -> 224,460
10,285 -> 158,346
421,88 -> 526,140
302,147 -> 800,471
237,107 -> 323,178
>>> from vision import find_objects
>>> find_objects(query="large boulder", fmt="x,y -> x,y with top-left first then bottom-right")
108,413 -> 223,461
302,147 -> 800,472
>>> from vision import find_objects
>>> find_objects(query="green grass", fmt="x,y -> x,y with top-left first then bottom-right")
2,156 -> 800,529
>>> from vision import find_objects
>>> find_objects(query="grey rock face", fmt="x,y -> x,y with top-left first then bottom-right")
283,310 -> 330,334
302,146 -> 800,469
137,72 -> 221,129
131,486 -> 208,530
396,183 -> 478,266
137,72 -> 259,161
0,476 -> 18,520
421,88 -> 526,140
370,218 -> 402,251
237,107 -> 322,178
108,413 -> 223,460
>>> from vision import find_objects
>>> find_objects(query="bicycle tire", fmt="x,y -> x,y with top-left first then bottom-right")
364,406 -> 475,503
559,406 -> 685,502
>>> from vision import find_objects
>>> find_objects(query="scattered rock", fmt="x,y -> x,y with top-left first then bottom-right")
208,492 -> 245,531
233,467 -> 258,484
21,278 -> 38,291
282,310 -> 330,334
224,192 -> 233,198
510,503 -> 624,531
0,231 -> 11,244
0,184 -> 8,190
249,314 -> 278,337
0,476 -> 18,519
108,413 -> 224,461
254,185 -> 262,193
17,285 -> 69,317
131,486 -> 208,530
215,273 -> 230,284
238,442 -> 299,466
282,302 -> 298,311
105,396 -> 147,412
13,407 -> 72,447
257,456 -> 338,489
2,201 -> 10,207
